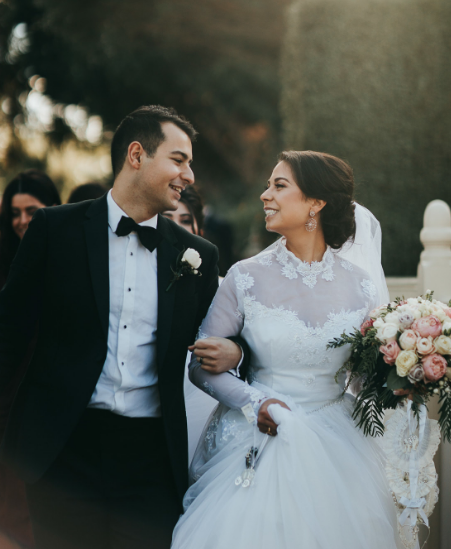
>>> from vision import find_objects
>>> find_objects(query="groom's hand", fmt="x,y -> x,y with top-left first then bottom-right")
188,337 -> 242,374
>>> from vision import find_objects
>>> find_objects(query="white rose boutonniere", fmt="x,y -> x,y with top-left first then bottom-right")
182,248 -> 202,269
166,248 -> 202,292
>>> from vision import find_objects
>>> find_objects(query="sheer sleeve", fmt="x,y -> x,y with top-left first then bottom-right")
188,265 -> 268,422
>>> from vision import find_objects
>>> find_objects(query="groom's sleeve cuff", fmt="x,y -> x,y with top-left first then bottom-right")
228,344 -> 244,378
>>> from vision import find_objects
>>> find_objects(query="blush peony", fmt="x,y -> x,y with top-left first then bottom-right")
411,315 -> 442,338
416,336 -> 435,356
422,354 -> 447,382
380,341 -> 401,365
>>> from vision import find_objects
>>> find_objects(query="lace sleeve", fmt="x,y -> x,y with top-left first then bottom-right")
189,266 -> 268,422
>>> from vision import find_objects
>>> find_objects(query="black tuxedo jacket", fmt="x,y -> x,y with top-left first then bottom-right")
0,195 -> 248,502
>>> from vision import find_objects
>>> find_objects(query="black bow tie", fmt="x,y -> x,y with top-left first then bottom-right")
115,216 -> 162,253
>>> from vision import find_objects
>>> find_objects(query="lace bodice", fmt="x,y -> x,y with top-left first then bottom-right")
189,239 -> 382,418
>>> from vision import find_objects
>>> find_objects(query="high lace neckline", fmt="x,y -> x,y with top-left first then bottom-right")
273,238 -> 335,288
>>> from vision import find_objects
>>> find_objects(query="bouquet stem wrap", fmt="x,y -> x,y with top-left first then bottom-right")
398,402 -> 429,545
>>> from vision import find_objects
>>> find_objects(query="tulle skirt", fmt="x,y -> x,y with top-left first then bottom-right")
172,389 -> 402,549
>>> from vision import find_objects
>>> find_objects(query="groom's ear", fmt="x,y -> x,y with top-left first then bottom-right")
128,141 -> 145,171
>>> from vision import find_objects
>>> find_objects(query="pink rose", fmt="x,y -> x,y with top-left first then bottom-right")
444,307 -> 451,319
422,353 -> 447,382
360,319 -> 374,336
380,341 -> 401,365
416,336 -> 435,356
412,315 -> 443,338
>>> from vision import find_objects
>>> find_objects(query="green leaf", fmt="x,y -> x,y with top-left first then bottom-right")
386,368 -> 411,390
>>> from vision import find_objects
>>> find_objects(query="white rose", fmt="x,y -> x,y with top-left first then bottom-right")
384,312 -> 401,329
373,318 -> 385,330
399,330 -> 417,351
416,336 -> 435,356
400,303 -> 421,320
434,335 -> 451,355
395,350 -> 419,377
182,248 -> 202,269
377,323 -> 399,344
412,308 -> 422,320
418,302 -> 428,316
370,305 -> 388,319
443,320 -> 451,335
423,303 -> 447,322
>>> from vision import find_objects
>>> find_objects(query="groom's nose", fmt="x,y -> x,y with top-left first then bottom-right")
182,164 -> 195,185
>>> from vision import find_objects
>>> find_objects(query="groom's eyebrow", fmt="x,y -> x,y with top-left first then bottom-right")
171,150 -> 193,164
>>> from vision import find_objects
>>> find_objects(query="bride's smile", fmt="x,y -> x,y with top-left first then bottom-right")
261,158 -> 326,264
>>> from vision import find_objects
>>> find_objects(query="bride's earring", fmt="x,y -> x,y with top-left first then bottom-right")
305,210 -> 317,232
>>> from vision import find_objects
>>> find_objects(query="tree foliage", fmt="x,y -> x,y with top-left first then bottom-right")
0,0 -> 288,251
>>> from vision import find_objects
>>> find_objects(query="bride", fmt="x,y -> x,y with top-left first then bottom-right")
172,151 -> 402,549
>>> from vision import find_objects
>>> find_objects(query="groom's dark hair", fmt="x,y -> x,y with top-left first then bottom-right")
111,105 -> 198,177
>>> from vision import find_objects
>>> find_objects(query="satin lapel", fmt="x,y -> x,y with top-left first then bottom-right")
157,215 -> 180,368
83,196 -> 109,339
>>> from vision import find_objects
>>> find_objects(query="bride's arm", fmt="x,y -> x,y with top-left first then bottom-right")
188,266 -> 267,423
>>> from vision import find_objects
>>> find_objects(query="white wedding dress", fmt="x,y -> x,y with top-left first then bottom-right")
172,231 -> 402,548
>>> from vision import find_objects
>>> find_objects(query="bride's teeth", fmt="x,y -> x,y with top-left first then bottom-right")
265,209 -> 277,216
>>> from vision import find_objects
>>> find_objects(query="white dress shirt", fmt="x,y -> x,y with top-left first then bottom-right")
89,190 -> 161,417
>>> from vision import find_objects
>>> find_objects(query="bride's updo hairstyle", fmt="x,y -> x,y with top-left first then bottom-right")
278,150 -> 356,249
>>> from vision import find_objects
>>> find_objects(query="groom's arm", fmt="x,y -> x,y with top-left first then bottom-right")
0,209 -> 47,401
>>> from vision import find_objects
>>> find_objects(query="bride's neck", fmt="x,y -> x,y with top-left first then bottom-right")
284,229 -> 327,264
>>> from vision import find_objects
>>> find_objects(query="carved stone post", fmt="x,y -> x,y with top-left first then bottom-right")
419,199 -> 451,549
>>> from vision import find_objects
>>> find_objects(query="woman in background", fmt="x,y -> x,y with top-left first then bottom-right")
67,182 -> 108,204
0,170 -> 61,286
162,184 -> 204,236
0,169 -> 61,548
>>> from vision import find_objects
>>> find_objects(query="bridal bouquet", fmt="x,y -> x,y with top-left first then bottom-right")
329,291 -> 451,441
330,292 -> 451,547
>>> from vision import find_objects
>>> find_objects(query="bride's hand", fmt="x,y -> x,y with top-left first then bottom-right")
257,399 -> 291,436
393,388 -> 414,401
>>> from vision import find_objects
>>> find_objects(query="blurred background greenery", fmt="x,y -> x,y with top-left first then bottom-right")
0,0 -> 450,275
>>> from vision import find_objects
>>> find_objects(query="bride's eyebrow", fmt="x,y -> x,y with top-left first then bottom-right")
268,177 -> 289,183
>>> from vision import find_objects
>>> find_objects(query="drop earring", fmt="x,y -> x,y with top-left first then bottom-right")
305,210 -> 317,232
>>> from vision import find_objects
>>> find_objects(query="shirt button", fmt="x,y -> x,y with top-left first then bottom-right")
124,325 -> 127,329
121,362 -> 124,366
130,252 -> 133,256
128,288 -> 131,292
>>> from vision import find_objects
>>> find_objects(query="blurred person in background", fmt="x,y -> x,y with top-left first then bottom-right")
0,169 -> 61,549
162,185 -> 204,236
203,208 -> 235,277
67,182 -> 108,204
0,170 -> 61,287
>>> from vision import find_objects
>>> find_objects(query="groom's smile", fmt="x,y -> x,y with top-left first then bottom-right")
138,122 -> 195,215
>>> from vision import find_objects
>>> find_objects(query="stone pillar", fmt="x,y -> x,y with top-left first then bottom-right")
419,200 -> 451,549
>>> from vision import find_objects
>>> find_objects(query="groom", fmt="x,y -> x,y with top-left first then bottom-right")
0,106 -> 248,549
